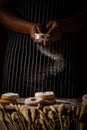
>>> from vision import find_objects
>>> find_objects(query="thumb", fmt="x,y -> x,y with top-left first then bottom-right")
46,21 -> 53,29
46,21 -> 54,34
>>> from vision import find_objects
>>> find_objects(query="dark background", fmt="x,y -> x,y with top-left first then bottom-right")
0,27 -> 8,89
0,0 -> 87,95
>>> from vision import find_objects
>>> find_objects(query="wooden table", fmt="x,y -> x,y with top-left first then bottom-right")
0,98 -> 86,130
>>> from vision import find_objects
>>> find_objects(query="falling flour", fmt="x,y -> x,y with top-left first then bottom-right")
26,44 -> 64,84
37,44 -> 64,72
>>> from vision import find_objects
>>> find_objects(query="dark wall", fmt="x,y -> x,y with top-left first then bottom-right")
0,26 -> 8,87
80,31 -> 87,94
0,0 -> 87,94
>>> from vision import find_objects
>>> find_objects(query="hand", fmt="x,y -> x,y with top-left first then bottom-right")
43,21 -> 62,45
30,22 -> 44,43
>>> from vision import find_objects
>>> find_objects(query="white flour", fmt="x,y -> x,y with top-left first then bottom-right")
27,44 -> 64,84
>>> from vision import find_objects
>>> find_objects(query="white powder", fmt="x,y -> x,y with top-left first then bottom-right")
37,44 -> 64,74
27,44 -> 64,84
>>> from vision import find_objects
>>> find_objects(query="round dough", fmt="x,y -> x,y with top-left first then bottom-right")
35,91 -> 55,100
1,92 -> 19,101
0,98 -> 16,104
24,97 -> 43,106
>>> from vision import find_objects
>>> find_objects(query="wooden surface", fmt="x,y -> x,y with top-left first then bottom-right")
16,98 -> 82,104
0,98 -> 84,130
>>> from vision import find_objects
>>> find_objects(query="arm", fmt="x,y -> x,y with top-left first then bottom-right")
44,9 -> 87,45
59,9 -> 87,32
0,0 -> 32,34
0,0 -> 44,40
0,9 -> 33,34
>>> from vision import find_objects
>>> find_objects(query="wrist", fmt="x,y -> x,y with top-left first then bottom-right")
24,22 -> 34,35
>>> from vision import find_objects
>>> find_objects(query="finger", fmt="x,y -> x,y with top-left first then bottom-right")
35,23 -> 43,33
47,24 -> 58,34
42,39 -> 51,46
47,28 -> 53,34
42,32 -> 57,45
46,21 -> 53,29
34,39 -> 43,43
47,27 -> 58,35
36,27 -> 42,33
43,40 -> 49,46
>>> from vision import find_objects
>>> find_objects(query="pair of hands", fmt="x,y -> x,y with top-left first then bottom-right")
30,21 -> 62,46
